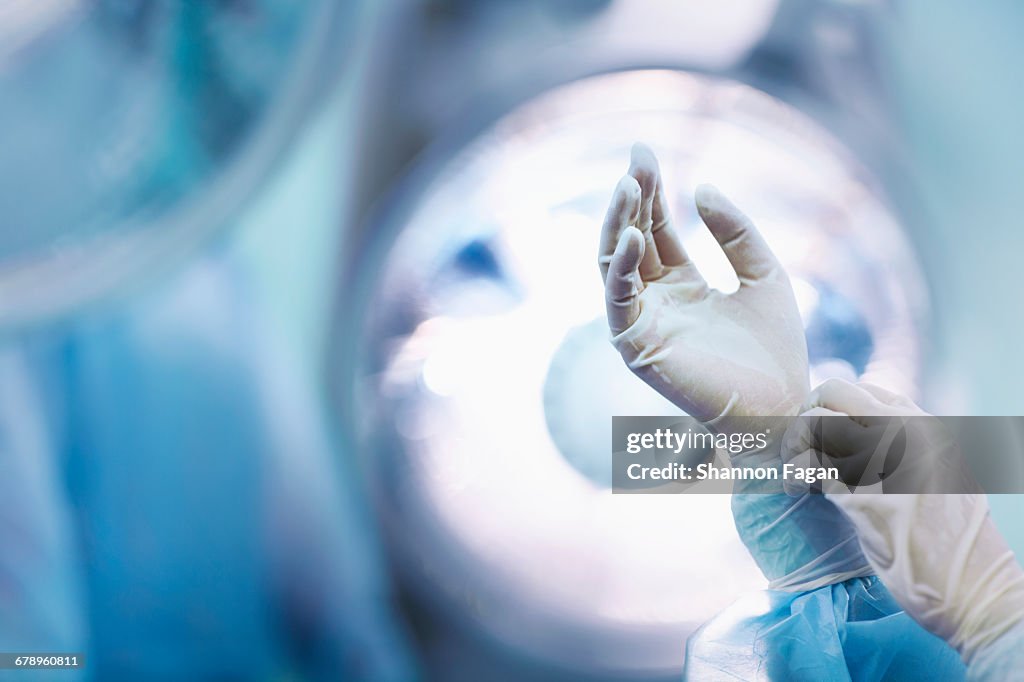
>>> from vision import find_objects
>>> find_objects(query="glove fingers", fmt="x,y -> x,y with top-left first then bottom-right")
605,227 -> 644,334
785,406 -> 869,496
804,377 -> 891,421
628,144 -> 666,280
783,406 -> 843,464
598,175 -> 642,282
856,381 -> 920,410
629,143 -> 700,281
694,183 -> 781,286
650,170 -> 689,268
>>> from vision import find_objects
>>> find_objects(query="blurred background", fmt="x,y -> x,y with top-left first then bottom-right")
1,0 -> 1022,680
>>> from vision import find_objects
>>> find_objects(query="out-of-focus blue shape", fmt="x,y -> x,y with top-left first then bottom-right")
453,238 -> 504,280
876,1 -> 1024,562
15,255 -> 416,680
0,346 -> 86,680
805,281 -> 874,375
0,0 -> 355,326
1,10 -> 417,672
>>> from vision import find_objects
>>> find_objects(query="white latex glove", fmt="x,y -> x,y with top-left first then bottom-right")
599,144 -> 809,433
785,378 -> 1024,675
782,379 -> 979,496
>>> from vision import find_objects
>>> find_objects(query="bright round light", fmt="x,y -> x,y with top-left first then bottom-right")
356,70 -> 927,675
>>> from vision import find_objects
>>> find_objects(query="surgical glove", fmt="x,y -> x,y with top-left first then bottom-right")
785,378 -> 1024,672
783,379 -> 979,496
599,144 -> 809,433
730,477 -> 873,591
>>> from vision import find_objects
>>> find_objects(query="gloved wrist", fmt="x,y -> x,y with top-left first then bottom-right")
966,619 -> 1024,681
828,492 -> 1024,667
702,388 -> 807,445
951,510 -> 1024,665
724,392 -> 874,593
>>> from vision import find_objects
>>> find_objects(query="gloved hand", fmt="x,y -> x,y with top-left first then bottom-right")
600,144 -> 871,591
783,378 -> 1024,674
782,379 -> 980,496
599,143 -> 809,432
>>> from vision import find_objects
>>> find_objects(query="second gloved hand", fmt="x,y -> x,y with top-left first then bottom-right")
784,378 -> 1024,676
